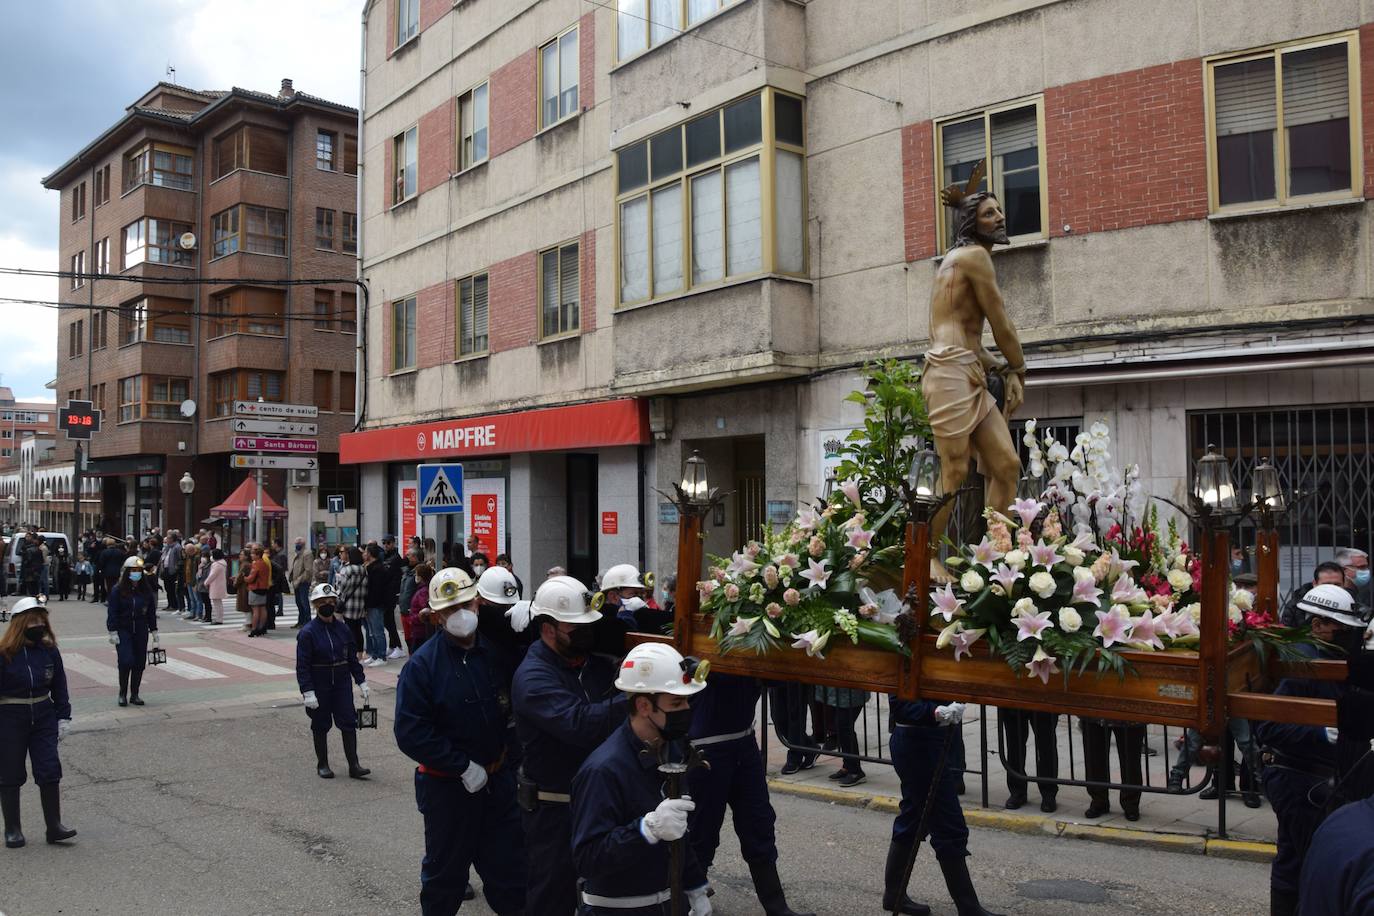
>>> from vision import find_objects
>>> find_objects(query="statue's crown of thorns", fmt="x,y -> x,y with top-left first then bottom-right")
939,158 -> 987,209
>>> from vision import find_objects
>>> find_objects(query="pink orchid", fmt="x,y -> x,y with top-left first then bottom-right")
794,507 -> 820,533
728,616 -> 757,637
972,537 -> 1003,566
1093,605 -> 1135,648
930,583 -> 965,622
1109,549 -> 1140,577
1070,576 -> 1103,605
1029,541 -> 1064,569
840,479 -> 862,508
1069,525 -> 1097,552
1009,498 -> 1044,527
800,558 -> 832,590
1015,610 -> 1053,642
726,551 -> 760,578
1026,646 -> 1061,684
950,627 -> 986,661
1129,609 -> 1165,650
990,563 -> 1023,593
846,526 -> 874,550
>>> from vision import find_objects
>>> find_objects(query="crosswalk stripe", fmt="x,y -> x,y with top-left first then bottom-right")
182,646 -> 294,676
157,657 -> 227,680
63,653 -> 121,687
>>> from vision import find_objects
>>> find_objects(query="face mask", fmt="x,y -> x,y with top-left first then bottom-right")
472,564 -> 487,576
621,597 -> 647,613
316,603 -> 336,618
1230,560 -> 1243,573
1330,627 -> 1365,655
557,625 -> 596,656
24,626 -> 45,642
295,544 -> 303,552
129,572 -> 143,582
652,700 -> 694,741
445,608 -> 479,639
1355,570 -> 1371,587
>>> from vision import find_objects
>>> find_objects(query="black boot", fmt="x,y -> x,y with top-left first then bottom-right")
38,784 -> 76,844
341,730 -> 370,779
117,667 -> 129,707
1270,887 -> 1298,916
882,841 -> 932,916
748,859 -> 815,916
129,669 -> 145,706
1,787 -> 24,848
313,732 -> 334,779
937,855 -> 1003,916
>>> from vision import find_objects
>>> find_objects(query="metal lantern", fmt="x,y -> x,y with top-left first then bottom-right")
356,703 -> 379,730
906,447 -> 942,508
680,450 -> 710,507
1193,444 -> 1237,514
821,470 -> 837,502
1251,457 -> 1286,515
147,647 -> 167,666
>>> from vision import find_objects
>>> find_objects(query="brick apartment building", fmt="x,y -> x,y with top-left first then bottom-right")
42,80 -> 360,542
0,386 -> 57,466
347,0 -> 1374,590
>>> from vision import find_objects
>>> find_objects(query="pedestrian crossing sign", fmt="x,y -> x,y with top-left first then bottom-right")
418,463 -> 465,515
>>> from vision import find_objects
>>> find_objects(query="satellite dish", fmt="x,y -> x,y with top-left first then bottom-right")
179,232 -> 197,250
179,399 -> 197,418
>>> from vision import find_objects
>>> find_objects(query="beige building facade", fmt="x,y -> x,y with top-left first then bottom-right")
349,0 -> 1374,593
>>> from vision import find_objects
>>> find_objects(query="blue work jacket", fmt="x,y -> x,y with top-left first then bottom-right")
688,673 -> 758,740
513,639 -> 626,792
106,586 -> 156,633
0,644 -> 71,719
1299,797 -> 1374,916
1255,643 -> 1345,770
394,631 -> 511,774
295,616 -> 365,694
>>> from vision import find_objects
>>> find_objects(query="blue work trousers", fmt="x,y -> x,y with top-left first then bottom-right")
890,724 -> 969,858
305,676 -> 357,734
295,583 -> 311,628
687,736 -> 778,871
521,801 -> 578,915
1264,767 -> 1330,896
0,702 -> 61,787
115,625 -> 150,672
415,769 -> 526,915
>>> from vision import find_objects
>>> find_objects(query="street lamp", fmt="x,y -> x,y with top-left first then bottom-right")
656,449 -> 729,657
42,487 -> 53,532
179,471 -> 195,538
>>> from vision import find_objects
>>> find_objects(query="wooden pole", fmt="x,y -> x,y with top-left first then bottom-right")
1197,523 -> 1230,746
898,519 -> 931,701
1254,525 -> 1280,622
673,510 -> 704,657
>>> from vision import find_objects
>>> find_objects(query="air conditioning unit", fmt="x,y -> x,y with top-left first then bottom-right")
290,469 -> 319,488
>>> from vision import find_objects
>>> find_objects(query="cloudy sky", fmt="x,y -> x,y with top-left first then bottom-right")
0,0 -> 361,402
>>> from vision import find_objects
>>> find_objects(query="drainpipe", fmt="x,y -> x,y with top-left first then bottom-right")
355,0 -> 370,542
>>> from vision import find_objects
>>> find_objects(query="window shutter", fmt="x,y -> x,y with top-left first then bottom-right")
1214,57 -> 1277,137
473,275 -> 488,350
541,250 -> 560,335
991,106 -> 1038,156
1282,43 -> 1349,127
560,244 -> 580,331
941,118 -> 986,169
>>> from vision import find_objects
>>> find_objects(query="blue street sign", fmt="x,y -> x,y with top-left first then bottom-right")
417,464 -> 465,515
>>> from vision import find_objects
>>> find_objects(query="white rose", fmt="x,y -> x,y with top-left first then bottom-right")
1231,589 -> 1254,611
1172,554 -> 1188,571
1003,549 -> 1027,571
1028,571 -> 1057,599
1062,546 -> 1085,567
1072,566 -> 1096,584
1058,607 -> 1083,633
1167,569 -> 1193,591
1228,603 -> 1243,624
1182,602 -> 1202,624
1012,597 -> 1038,618
960,570 -> 985,594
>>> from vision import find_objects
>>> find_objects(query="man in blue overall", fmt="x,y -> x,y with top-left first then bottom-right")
687,673 -> 813,915
295,583 -> 371,780
394,567 -> 526,916
512,574 -> 627,915
572,641 -> 711,915
884,697 -> 1003,916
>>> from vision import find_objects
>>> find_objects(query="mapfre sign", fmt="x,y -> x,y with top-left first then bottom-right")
339,399 -> 648,464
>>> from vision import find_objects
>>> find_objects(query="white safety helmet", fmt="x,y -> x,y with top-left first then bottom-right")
531,575 -> 600,624
601,563 -> 646,592
429,567 -> 479,612
477,566 -> 521,605
10,596 -> 47,617
309,583 -> 338,605
1298,583 -> 1367,629
122,556 -> 145,570
614,642 -> 708,697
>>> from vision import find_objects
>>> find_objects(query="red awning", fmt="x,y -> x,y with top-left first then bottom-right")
210,477 -> 289,519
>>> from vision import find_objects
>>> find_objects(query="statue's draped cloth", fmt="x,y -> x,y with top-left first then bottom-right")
921,345 -> 995,440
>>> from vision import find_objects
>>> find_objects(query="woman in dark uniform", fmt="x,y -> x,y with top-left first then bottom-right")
0,597 -> 76,848
106,556 -> 158,707
295,583 -> 371,780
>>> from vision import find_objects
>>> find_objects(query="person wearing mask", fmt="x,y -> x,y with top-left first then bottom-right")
512,575 -> 628,915
0,598 -> 76,848
204,549 -> 228,626
394,568 -> 526,916
1281,562 -> 1348,628
74,552 -> 93,602
162,533 -> 184,615
362,545 -> 393,667
52,545 -> 71,602
1335,546 -> 1372,609
403,563 -> 438,656
268,540 -> 288,630
245,546 -> 273,638
398,548 -> 424,639
19,533 -> 43,597
382,536 -> 407,660
476,565 -> 531,767
192,547 -> 212,623
106,557 -> 158,707
336,547 -> 368,664
1257,584 -> 1364,916
296,583 -> 371,781
290,538 -> 313,630
883,697 -> 1002,916
470,552 -> 490,578
312,547 -> 331,590
329,545 -> 344,588
571,642 -> 710,916
687,673 -> 814,916
593,563 -> 646,657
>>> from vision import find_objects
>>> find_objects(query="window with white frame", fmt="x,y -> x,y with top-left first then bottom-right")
457,274 -> 489,356
935,97 -> 1046,252
393,126 -> 418,203
540,242 -> 579,338
617,0 -> 738,61
458,82 -> 489,169
70,251 -> 85,289
539,27 -> 579,129
392,296 -> 417,370
396,0 -> 419,47
615,89 -> 806,307
1207,31 -> 1360,211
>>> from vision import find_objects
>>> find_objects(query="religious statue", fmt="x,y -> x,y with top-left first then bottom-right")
922,160 -> 1025,579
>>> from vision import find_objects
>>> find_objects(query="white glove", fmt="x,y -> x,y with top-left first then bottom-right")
934,703 -> 966,726
108,632 -> 120,645
461,760 -> 489,793
640,796 -> 695,844
1326,727 -> 1339,745
359,682 -> 370,701
152,632 -> 160,645
57,719 -> 72,743
506,601 -> 532,633
302,691 -> 320,710
687,885 -> 712,916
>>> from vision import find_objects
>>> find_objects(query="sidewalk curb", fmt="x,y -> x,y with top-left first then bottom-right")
766,779 -> 1275,862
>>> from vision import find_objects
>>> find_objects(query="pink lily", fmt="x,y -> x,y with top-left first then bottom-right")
846,526 -> 874,551
794,507 -> 820,533
950,627 -> 986,661
1015,610 -> 1053,642
1026,646 -> 1061,684
930,583 -> 965,622
1070,525 -> 1097,552
726,551 -> 760,578
1109,549 -> 1140,577
990,563 -> 1023,593
1071,576 -> 1103,606
1009,498 -> 1043,527
1159,609 -> 1199,640
728,616 -> 757,637
972,537 -> 1003,566
1029,540 -> 1063,569
1093,605 -> 1135,648
1110,575 -> 1146,605
799,557 -> 832,591
790,629 -> 830,658
1129,609 -> 1165,650
840,479 -> 862,508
